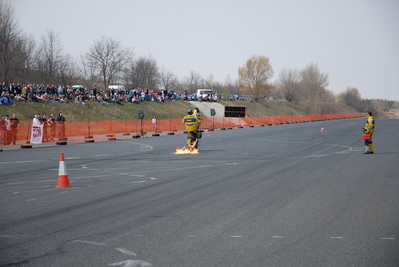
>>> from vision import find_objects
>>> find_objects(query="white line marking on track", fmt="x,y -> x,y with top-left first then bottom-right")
115,248 -> 137,256
26,199 -> 35,202
49,168 -> 82,171
72,240 -> 107,246
131,181 -> 147,184
272,236 -> 285,239
329,237 -> 343,239
230,235 -> 243,238
0,161 -> 35,164
353,147 -> 363,151
110,260 -> 152,267
381,237 -> 395,240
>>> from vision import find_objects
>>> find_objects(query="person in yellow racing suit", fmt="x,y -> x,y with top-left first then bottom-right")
182,109 -> 202,147
193,107 -> 202,133
363,111 -> 375,154
193,108 -> 200,119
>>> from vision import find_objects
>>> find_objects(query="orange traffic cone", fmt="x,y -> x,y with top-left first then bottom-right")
56,152 -> 71,188
321,127 -> 325,132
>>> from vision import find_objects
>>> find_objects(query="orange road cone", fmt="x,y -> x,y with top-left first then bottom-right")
56,152 -> 71,188
321,127 -> 325,132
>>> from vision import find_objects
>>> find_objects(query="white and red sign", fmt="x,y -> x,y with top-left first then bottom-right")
30,124 -> 43,144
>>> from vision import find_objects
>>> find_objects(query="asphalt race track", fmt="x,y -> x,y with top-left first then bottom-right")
1,118 -> 398,267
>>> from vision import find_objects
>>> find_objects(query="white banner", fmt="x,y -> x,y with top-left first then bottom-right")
31,124 -> 43,144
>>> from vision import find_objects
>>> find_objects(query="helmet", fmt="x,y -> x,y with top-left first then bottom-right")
187,109 -> 193,115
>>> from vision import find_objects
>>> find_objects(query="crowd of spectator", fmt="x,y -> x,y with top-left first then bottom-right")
0,82 -> 179,106
0,111 -> 68,145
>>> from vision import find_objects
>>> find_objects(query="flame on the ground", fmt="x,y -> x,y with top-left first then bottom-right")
174,146 -> 199,154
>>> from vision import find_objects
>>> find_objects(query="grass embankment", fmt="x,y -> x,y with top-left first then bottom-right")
221,99 -> 356,117
0,101 -> 191,122
0,99 -> 356,122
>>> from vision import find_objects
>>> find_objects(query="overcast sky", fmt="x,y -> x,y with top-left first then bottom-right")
10,0 -> 399,101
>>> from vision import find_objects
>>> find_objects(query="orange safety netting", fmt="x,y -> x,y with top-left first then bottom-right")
9,113 -> 362,145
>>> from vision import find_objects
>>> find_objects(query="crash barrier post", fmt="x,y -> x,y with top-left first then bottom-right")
83,119 -> 94,143
85,119 -> 93,138
57,121 -> 66,141
166,118 -> 176,135
25,121 -> 31,145
107,119 -> 116,140
123,119 -> 131,136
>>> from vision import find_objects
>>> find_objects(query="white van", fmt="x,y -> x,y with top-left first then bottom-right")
197,89 -> 213,101
108,85 -> 126,94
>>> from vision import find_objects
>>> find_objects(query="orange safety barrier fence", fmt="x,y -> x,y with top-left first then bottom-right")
7,113 -> 362,144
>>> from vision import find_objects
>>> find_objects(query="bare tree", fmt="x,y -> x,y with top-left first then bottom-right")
337,87 -> 362,111
19,34 -> 36,80
224,75 -> 240,96
58,54 -> 78,86
181,71 -> 204,94
0,1 -> 25,82
35,29 -> 63,84
277,68 -> 300,102
78,54 -> 101,90
173,80 -> 185,94
211,81 -> 223,94
124,55 -> 160,89
160,68 -> 178,91
238,54 -> 274,101
320,88 -> 336,103
204,74 -> 214,89
300,63 -> 329,112
86,36 -> 133,90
